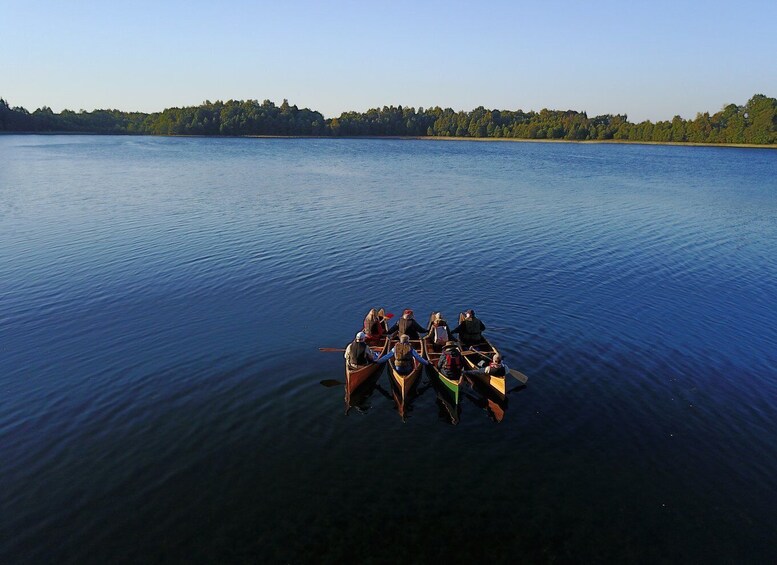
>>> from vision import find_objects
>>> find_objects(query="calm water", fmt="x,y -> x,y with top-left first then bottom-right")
1,135 -> 776,563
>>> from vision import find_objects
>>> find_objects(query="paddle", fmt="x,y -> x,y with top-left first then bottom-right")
319,347 -> 347,352
461,351 -> 529,384
508,369 -> 529,385
320,379 -> 344,387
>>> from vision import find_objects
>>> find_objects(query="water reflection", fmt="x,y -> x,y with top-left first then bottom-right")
389,374 -> 432,422
343,366 -> 388,415
464,376 -> 511,423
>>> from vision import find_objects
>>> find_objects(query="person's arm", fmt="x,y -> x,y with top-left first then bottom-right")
413,320 -> 427,334
344,344 -> 351,360
449,323 -> 461,336
375,349 -> 395,364
411,348 -> 429,365
385,322 -> 398,336
365,346 -> 379,361
480,321 -> 486,331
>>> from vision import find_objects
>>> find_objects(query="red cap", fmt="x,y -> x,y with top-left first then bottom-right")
403,309 -> 413,316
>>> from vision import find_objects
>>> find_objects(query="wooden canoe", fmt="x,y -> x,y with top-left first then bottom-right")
423,335 -> 462,405
387,338 -> 425,406
345,336 -> 389,394
460,337 -> 506,399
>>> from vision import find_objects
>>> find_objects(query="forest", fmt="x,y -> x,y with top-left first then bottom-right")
1,95 -> 775,145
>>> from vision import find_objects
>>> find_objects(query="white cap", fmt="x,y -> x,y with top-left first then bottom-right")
355,332 -> 367,341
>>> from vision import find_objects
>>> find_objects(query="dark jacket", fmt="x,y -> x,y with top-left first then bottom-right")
437,347 -> 463,380
450,317 -> 486,344
386,317 -> 427,340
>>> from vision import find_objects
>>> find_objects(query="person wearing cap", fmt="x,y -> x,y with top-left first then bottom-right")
450,309 -> 486,347
425,312 -> 452,351
464,352 -> 509,379
437,341 -> 464,382
344,331 -> 380,370
376,334 -> 429,374
385,309 -> 427,341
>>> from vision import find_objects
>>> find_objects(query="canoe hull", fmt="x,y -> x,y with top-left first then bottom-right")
345,337 -> 389,394
461,338 -> 506,399
423,337 -> 461,405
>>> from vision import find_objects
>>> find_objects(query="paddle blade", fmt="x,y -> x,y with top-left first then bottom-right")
508,369 -> 528,384
383,313 -> 394,319
320,379 -> 344,388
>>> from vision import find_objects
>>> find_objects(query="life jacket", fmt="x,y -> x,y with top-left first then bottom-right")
432,324 -> 449,345
348,341 -> 370,366
460,318 -> 483,342
398,317 -> 416,338
441,349 -> 462,377
394,342 -> 412,369
488,362 -> 506,377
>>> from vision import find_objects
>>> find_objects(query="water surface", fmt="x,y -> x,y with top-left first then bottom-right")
1,135 -> 776,562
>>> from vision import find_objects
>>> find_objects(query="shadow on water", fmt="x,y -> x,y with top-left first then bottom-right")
428,369 -> 461,425
390,374 -> 434,422
464,375 -> 510,423
342,365 -> 389,415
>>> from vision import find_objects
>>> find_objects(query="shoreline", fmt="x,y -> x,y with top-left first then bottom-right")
2,131 -> 775,149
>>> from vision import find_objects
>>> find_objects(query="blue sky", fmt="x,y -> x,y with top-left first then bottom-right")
2,0 -> 776,121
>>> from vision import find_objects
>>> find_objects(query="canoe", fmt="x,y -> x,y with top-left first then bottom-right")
387,338 -> 425,407
423,335 -> 462,405
345,369 -> 384,415
345,336 -> 389,394
460,337 -> 506,399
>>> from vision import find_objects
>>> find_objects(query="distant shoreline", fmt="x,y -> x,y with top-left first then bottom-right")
3,131 -> 776,149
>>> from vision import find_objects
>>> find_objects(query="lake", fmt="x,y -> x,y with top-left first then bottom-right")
1,135 -> 776,563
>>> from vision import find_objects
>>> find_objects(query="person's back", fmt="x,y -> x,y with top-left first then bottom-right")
431,323 -> 448,346
393,341 -> 413,374
386,309 -> 426,340
454,309 -> 485,346
363,309 -> 384,339
346,332 -> 375,369
438,342 -> 463,381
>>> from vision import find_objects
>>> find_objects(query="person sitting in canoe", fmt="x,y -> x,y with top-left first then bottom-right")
385,309 -> 427,341
465,352 -> 508,378
363,308 -> 388,340
376,334 -> 429,375
344,331 -> 380,370
438,341 -> 464,381
425,312 -> 451,350
450,309 -> 486,347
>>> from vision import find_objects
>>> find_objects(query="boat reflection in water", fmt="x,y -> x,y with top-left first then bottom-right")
389,372 -> 431,422
429,368 -> 461,425
344,365 -> 389,415
463,373 -> 510,423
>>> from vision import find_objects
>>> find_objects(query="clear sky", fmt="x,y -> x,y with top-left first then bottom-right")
2,0 -> 776,121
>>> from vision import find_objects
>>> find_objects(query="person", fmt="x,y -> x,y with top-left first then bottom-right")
425,312 -> 451,349
344,331 -> 380,370
437,341 -> 464,382
385,309 -> 427,341
450,309 -> 486,347
363,308 -> 387,340
465,352 -> 508,379
376,334 -> 429,375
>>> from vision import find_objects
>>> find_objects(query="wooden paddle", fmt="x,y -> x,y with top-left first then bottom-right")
461,351 -> 529,384
509,369 -> 529,385
319,347 -> 347,352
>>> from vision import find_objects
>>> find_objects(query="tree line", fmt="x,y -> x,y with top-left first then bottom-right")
1,95 -> 775,144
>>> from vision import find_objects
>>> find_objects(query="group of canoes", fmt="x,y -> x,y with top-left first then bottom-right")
344,308 -> 514,410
